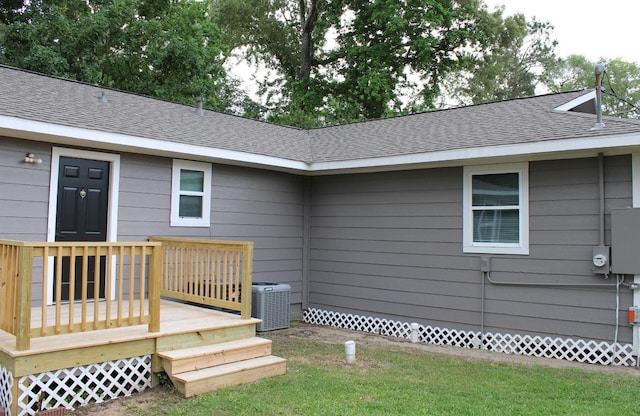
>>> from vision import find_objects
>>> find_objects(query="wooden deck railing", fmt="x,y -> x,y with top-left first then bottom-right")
0,237 -> 253,350
0,240 -> 162,350
148,237 -> 253,319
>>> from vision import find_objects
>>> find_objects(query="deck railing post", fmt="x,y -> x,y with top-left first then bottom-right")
16,244 -> 33,351
240,242 -> 253,319
0,242 -> 15,334
148,243 -> 162,332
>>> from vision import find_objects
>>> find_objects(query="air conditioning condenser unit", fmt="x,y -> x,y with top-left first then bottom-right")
251,282 -> 290,331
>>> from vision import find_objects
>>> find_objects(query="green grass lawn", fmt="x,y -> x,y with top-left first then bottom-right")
130,329 -> 640,416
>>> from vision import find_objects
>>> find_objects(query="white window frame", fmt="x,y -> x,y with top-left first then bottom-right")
463,162 -> 529,255
171,159 -> 212,227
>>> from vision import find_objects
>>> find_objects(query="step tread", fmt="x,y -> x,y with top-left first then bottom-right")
158,337 -> 271,361
174,355 -> 286,383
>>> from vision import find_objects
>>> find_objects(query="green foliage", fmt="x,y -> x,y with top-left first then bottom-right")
0,0 -> 235,112
444,5 -> 559,106
213,0 -> 513,126
547,55 -> 640,119
156,371 -> 172,387
4,0 -> 636,126
212,0 -> 330,125
0,0 -> 24,24
546,54 -> 595,91
327,0 -> 489,120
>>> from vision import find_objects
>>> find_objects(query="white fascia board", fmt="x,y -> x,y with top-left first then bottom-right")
308,132 -> 640,173
4,114 -> 640,175
0,116 -> 309,172
554,91 -> 595,111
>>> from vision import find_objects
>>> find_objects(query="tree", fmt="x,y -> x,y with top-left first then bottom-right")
0,0 -> 26,64
2,0 -> 570,125
0,0 -> 24,24
327,0 -> 488,120
547,55 -> 640,119
0,0 -> 235,111
213,0 -> 514,126
213,0 -> 330,126
443,6 -> 559,106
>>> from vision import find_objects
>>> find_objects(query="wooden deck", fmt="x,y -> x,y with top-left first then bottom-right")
0,299 -> 287,415
0,239 -> 286,414
0,300 -> 259,374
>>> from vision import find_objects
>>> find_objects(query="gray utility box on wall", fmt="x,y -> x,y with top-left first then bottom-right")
611,208 -> 640,274
251,283 -> 290,332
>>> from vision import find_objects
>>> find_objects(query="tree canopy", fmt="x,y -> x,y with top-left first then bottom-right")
1,0 -> 638,126
0,0 -> 234,111
443,8 -> 559,106
213,0 -> 521,126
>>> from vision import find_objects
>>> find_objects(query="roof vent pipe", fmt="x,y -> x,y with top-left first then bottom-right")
591,64 -> 606,130
195,96 -> 204,116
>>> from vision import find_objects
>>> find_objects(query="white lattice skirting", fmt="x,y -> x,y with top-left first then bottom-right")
8,355 -> 152,416
303,308 -> 637,366
0,366 -> 13,415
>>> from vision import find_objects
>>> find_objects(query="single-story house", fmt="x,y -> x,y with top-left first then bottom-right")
2,63 -> 640,411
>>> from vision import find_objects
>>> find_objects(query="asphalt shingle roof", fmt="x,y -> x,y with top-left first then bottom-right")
308,93 -> 640,162
2,65 -> 640,166
0,65 -> 310,162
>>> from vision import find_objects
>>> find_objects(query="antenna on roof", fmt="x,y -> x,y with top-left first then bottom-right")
590,64 -> 606,131
195,96 -> 204,116
99,91 -> 108,103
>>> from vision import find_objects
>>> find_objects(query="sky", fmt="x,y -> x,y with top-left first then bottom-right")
482,0 -> 640,64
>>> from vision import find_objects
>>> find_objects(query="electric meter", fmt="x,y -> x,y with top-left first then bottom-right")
593,254 -> 607,268
591,246 -> 610,275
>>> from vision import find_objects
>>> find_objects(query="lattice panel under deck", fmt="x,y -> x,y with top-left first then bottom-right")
17,355 -> 151,416
0,366 -> 13,416
303,308 -> 637,366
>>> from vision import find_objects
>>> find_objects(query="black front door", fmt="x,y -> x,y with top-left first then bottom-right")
55,157 -> 110,301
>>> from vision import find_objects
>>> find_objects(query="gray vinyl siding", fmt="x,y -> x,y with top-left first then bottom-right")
0,142 -> 304,304
0,137 -> 51,240
0,137 -> 52,304
117,153 -> 305,303
1,134 -> 634,341
211,165 -> 305,302
117,154 -> 174,238
307,156 -> 634,343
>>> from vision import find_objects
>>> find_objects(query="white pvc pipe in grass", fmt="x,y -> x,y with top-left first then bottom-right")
345,340 -> 356,364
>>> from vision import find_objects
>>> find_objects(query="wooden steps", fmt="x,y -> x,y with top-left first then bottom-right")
158,337 -> 286,397
171,355 -> 287,397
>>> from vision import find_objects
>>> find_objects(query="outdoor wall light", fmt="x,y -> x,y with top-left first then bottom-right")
24,153 -> 43,164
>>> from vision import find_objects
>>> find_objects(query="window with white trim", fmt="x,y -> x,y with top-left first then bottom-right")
171,160 -> 211,227
463,163 -> 529,255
